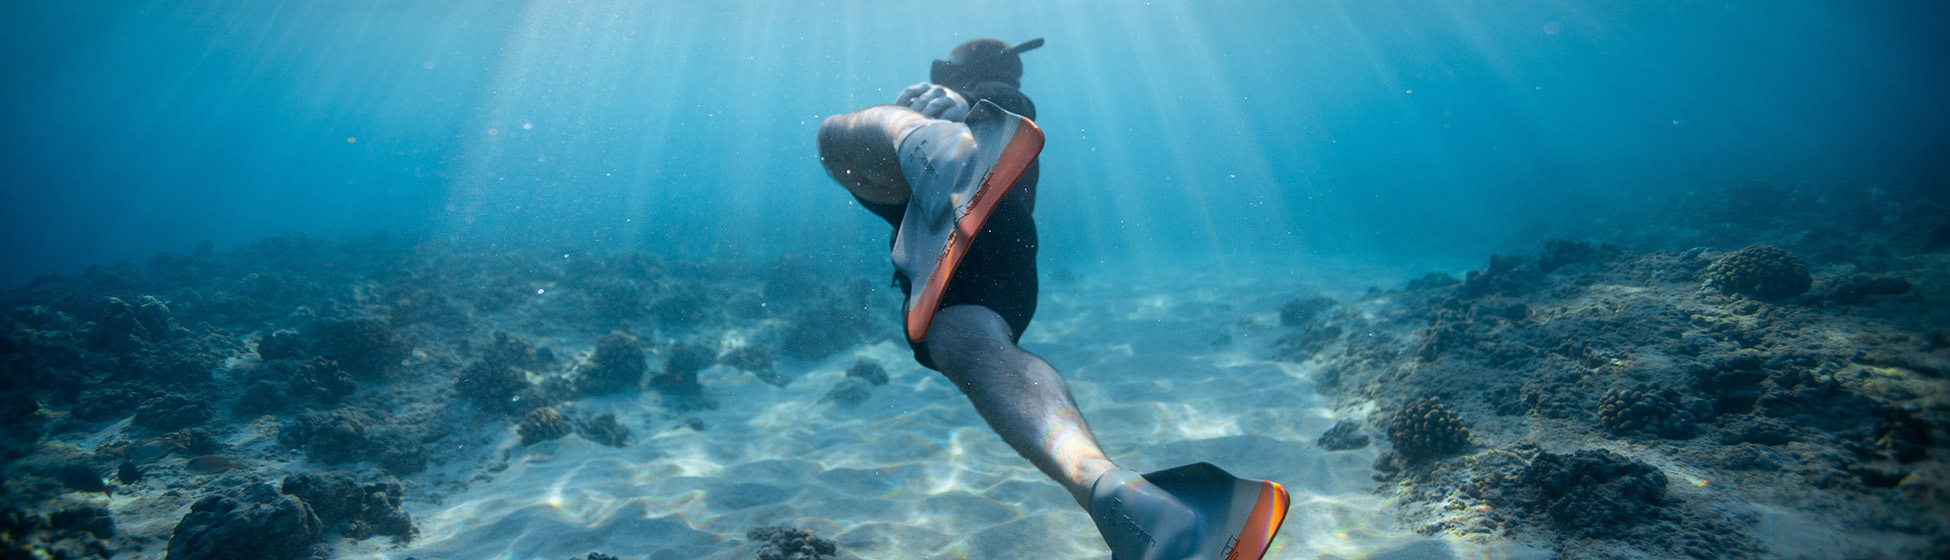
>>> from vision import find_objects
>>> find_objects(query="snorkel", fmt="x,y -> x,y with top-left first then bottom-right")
930,37 -> 1045,91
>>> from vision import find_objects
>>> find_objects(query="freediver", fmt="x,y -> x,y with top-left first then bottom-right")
816,38 -> 1290,560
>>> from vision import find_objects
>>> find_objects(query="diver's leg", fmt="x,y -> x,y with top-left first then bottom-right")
924,304 -> 1118,508
816,105 -> 936,206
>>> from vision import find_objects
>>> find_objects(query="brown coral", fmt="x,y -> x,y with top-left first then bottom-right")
1386,396 -> 1471,463
517,407 -> 571,445
1596,387 -> 1696,439
1703,245 -> 1811,300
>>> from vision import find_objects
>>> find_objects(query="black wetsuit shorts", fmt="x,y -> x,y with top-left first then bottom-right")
860,162 -> 1038,371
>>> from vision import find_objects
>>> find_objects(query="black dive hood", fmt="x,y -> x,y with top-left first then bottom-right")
930,37 -> 1044,90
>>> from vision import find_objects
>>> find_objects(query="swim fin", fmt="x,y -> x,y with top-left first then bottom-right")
892,99 -> 1044,343
1087,462 -> 1292,560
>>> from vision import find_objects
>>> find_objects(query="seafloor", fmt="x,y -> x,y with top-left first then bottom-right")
2,178 -> 1946,560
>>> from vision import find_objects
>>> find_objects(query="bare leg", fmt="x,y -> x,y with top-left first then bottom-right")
816,105 -> 937,206
925,304 -> 1119,508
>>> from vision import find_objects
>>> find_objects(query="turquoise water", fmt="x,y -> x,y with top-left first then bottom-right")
4,1 -> 1944,284
3,2 -> 1948,559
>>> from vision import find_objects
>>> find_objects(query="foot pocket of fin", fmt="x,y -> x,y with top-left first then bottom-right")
891,99 -> 1044,343
1087,462 -> 1291,560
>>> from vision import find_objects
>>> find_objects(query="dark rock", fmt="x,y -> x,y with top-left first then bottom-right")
48,505 -> 114,539
1716,415 -> 1797,446
1458,254 -> 1543,299
650,285 -> 711,325
173,427 -> 225,455
1386,397 -> 1470,463
1537,239 -> 1601,273
1279,296 -> 1336,327
379,445 -> 428,477
1703,245 -> 1811,300
166,484 -> 324,560
723,346 -> 784,387
319,318 -> 410,379
1316,420 -> 1371,451
1870,408 -> 1934,464
133,393 -> 212,432
72,386 -> 146,421
1691,352 -> 1770,417
519,407 -> 572,445
781,303 -> 872,361
578,333 -> 646,396
1814,273 -> 1912,305
280,471 -> 415,541
1273,325 -> 1343,362
845,361 -> 889,386
1596,387 -> 1697,439
455,359 -> 533,415
116,460 -> 142,484
576,413 -> 631,447
56,464 -> 112,496
485,331 -> 548,368
651,343 -> 713,404
279,412 -> 372,465
747,526 -> 837,560
1513,449 -> 1668,538
91,297 -> 151,350
819,379 -> 873,408
1405,273 -> 1460,292
591,279 -> 646,322
256,329 -> 307,361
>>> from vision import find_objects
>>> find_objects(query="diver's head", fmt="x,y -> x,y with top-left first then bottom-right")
930,37 -> 1044,91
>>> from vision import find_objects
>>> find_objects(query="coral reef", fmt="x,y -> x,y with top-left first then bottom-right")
132,393 -> 213,432
747,526 -> 837,560
1278,296 -> 1335,327
1812,273 -> 1912,305
1,505 -> 115,560
453,359 -> 531,415
279,471 -> 415,541
256,329 -> 306,361
651,343 -> 715,409
1273,324 -> 1343,362
578,333 -> 646,396
237,357 -> 356,414
1386,397 -> 1471,463
780,279 -> 878,360
722,346 -> 785,387
1703,245 -> 1812,300
1509,449 -> 1669,537
1596,387 -> 1697,439
576,413 -> 631,447
166,484 -> 323,560
319,318 -> 411,379
518,407 -> 572,445
1315,420 -> 1370,451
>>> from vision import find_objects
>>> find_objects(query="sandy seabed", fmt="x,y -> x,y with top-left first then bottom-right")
5,177 -> 1947,560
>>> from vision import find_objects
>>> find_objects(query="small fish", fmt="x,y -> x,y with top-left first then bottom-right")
56,464 -> 113,496
184,455 -> 239,475
130,437 -> 186,463
116,460 -> 143,484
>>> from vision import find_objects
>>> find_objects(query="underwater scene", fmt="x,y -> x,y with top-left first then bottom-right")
3,1 -> 1947,559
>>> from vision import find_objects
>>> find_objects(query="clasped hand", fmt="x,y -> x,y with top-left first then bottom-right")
895,82 -> 970,121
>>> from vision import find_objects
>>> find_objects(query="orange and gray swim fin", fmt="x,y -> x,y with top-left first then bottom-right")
1088,462 -> 1292,560
892,99 -> 1044,343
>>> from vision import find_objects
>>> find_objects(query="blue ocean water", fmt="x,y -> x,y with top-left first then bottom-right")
5,1 -> 1945,286
4,2 -> 1950,559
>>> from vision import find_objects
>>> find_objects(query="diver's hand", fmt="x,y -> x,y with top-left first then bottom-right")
895,82 -> 970,121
